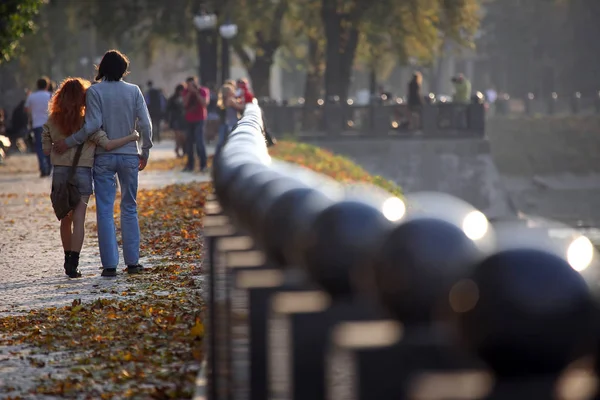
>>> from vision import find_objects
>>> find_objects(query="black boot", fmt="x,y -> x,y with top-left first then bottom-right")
66,251 -> 82,278
64,251 -> 72,275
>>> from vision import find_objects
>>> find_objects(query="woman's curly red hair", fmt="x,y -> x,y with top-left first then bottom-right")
48,77 -> 91,136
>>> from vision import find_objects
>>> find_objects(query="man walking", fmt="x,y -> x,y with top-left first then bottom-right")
145,80 -> 166,143
53,50 -> 153,277
25,77 -> 52,176
182,76 -> 209,172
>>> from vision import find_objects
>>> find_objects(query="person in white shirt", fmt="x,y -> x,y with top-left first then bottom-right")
25,77 -> 52,176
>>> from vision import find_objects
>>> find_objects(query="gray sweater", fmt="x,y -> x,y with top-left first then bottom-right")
65,80 -> 153,160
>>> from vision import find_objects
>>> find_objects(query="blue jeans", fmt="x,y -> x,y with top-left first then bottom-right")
93,154 -> 141,268
215,123 -> 231,154
185,121 -> 207,170
33,126 -> 51,174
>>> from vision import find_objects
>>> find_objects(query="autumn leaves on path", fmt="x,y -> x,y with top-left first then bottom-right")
0,183 -> 209,399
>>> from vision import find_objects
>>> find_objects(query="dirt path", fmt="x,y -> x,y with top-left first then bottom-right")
0,140 -> 212,316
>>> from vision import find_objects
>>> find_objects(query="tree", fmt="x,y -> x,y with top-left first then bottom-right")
0,0 -> 45,63
321,0 -> 373,102
320,0 -> 481,103
477,0 -> 583,96
229,0 -> 289,98
282,0 -> 326,128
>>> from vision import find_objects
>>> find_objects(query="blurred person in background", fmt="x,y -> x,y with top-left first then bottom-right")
451,73 -> 471,128
0,109 -> 8,165
451,73 -> 472,104
48,80 -> 56,94
25,76 -> 52,176
216,82 -> 244,153
166,83 -> 187,158
485,85 -> 498,116
407,72 -> 424,129
9,89 -> 32,152
182,76 -> 209,172
236,78 -> 254,105
145,80 -> 166,143
205,82 -> 220,144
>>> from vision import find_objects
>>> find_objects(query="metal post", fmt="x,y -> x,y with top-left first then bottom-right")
221,37 -> 230,85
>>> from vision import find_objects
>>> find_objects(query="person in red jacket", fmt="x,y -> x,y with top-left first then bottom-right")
236,78 -> 254,104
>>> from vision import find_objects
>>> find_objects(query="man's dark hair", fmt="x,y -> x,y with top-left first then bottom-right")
95,50 -> 130,82
185,76 -> 196,83
36,77 -> 49,90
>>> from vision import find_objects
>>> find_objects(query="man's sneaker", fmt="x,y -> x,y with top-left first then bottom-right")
101,268 -> 117,277
126,264 -> 144,274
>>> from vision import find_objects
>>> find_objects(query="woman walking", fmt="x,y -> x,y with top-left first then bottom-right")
216,83 -> 244,152
42,77 -> 139,278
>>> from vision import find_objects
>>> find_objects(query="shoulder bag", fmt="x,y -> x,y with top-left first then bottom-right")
50,144 -> 84,221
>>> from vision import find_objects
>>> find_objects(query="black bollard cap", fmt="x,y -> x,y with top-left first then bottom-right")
261,187 -> 334,267
213,152 -> 268,201
302,200 -> 394,298
219,163 -> 269,215
244,178 -> 309,242
372,217 -> 484,325
454,248 -> 595,377
228,169 -> 284,229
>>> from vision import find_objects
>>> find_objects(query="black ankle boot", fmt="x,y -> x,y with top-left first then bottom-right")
67,252 -> 82,278
64,251 -> 72,275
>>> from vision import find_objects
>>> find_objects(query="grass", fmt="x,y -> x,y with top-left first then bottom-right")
146,139 -> 402,196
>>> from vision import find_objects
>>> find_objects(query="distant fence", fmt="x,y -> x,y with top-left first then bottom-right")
260,101 -> 485,139
494,91 -> 600,117
196,103 -> 600,400
259,91 -> 600,138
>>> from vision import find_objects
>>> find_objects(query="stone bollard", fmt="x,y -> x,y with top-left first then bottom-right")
259,187 -> 334,267
525,93 -> 535,116
548,92 -> 558,115
267,200 -> 395,400
496,93 -> 510,116
571,92 -> 581,115
454,249 -> 598,399
326,217 -> 487,400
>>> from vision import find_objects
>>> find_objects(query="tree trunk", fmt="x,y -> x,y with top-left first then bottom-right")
321,0 -> 362,104
322,1 -> 341,100
302,36 -> 324,130
198,29 -> 218,86
248,56 -> 272,98
337,26 -> 359,104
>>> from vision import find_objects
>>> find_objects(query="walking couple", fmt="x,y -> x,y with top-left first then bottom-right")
44,50 -> 153,278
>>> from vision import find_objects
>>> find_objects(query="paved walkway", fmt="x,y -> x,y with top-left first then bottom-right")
0,141 -> 212,316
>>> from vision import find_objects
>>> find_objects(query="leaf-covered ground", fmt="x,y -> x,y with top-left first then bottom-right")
0,183 -> 209,399
1,139 -> 400,399
147,140 -> 402,195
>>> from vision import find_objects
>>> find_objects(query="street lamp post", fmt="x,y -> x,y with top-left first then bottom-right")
219,21 -> 238,85
193,12 -> 218,85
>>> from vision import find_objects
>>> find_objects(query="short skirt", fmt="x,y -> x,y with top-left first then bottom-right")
52,166 -> 93,196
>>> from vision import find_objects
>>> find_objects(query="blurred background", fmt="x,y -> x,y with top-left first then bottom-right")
1,0 -> 599,109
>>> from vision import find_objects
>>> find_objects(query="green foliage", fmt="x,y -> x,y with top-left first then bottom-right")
358,0 -> 481,68
0,0 -> 46,63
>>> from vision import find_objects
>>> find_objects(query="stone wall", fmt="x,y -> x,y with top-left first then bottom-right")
486,116 -> 600,226
486,116 -> 600,177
